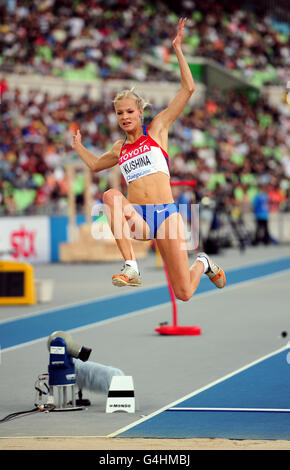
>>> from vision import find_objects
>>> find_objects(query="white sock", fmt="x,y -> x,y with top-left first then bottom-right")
196,256 -> 209,273
125,260 -> 139,274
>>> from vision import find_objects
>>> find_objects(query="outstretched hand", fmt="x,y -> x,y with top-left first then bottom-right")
172,17 -> 187,50
72,129 -> 82,149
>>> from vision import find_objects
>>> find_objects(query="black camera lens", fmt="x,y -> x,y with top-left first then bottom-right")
78,346 -> 92,362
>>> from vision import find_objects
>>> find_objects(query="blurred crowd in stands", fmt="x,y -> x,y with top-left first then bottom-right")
0,0 -> 289,85
0,0 -> 289,252
0,78 -> 289,219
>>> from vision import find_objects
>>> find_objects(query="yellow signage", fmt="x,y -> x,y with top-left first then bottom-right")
0,260 -> 36,305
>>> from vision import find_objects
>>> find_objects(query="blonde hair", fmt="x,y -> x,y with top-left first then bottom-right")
113,87 -> 150,110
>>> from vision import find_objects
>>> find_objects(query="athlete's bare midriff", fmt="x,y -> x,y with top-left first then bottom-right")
127,172 -> 174,205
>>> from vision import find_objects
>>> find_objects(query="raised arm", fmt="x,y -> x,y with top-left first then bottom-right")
150,18 -> 195,133
72,129 -> 121,172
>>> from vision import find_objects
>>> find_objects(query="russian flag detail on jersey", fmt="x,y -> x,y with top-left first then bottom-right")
119,127 -> 169,184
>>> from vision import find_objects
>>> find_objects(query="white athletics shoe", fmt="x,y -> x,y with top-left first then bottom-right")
112,264 -> 142,287
196,252 -> 226,289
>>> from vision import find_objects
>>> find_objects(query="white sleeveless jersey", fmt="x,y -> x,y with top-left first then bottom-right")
119,126 -> 170,184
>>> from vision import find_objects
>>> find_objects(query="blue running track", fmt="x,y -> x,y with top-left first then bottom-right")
1,256 -> 290,351
115,347 -> 290,440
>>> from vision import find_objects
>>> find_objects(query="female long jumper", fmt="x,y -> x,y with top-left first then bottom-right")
72,18 -> 226,301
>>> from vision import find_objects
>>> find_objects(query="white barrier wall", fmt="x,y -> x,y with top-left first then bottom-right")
200,211 -> 290,247
0,216 -> 50,263
243,212 -> 290,244
269,213 -> 290,244
0,212 -> 289,264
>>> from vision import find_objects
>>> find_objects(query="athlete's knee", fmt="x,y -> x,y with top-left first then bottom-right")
103,188 -> 122,206
174,287 -> 192,302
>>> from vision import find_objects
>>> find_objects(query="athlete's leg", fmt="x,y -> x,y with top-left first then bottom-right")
102,189 -> 151,286
156,212 -> 225,301
102,188 -> 151,260
156,212 -> 204,301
